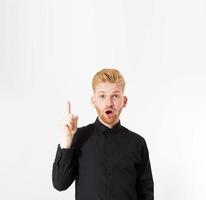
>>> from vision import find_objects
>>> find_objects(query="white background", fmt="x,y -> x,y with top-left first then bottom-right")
0,0 -> 206,199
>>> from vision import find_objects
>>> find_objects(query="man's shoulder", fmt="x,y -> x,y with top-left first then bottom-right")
71,123 -> 94,148
121,125 -> 146,146
76,123 -> 94,133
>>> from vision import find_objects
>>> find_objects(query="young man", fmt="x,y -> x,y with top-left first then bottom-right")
52,68 -> 154,200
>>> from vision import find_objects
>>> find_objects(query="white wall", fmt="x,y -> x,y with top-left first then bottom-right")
0,0 -> 206,199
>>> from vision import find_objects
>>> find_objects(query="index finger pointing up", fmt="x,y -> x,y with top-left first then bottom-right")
67,100 -> 71,114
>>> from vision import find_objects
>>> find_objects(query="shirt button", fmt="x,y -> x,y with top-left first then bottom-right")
104,168 -> 111,176
103,166 -> 107,173
106,135 -> 112,142
107,170 -> 112,176
108,188 -> 113,196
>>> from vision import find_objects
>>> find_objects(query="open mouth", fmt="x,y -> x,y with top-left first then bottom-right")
105,110 -> 113,115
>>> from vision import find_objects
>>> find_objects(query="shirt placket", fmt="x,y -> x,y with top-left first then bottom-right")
104,130 -> 113,200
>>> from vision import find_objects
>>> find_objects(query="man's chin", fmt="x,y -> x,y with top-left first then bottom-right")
100,114 -> 118,125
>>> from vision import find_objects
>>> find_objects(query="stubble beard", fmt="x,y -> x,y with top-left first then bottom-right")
95,106 -> 121,125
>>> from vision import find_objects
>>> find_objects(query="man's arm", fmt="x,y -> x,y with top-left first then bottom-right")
52,100 -> 79,191
136,139 -> 154,200
52,143 -> 78,191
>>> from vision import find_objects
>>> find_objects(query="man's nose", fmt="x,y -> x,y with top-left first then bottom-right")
105,97 -> 114,106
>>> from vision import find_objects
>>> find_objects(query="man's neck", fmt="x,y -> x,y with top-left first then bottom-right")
98,116 -> 119,129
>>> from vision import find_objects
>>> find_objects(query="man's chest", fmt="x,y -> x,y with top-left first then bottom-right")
77,132 -> 140,174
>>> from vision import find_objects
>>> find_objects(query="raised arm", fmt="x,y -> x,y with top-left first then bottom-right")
52,100 -> 79,191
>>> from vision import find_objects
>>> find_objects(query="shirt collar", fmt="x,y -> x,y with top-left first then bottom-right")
94,116 -> 121,134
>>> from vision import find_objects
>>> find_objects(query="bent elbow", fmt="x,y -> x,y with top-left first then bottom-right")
52,173 -> 75,191
52,181 -> 69,191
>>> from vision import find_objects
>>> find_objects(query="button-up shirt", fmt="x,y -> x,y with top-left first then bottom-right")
52,117 -> 154,200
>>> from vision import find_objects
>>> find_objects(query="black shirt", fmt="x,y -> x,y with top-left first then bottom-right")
52,117 -> 154,200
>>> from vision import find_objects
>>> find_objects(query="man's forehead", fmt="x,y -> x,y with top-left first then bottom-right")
97,90 -> 121,93
96,82 -> 121,89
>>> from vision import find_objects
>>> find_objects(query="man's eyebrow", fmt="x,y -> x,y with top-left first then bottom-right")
112,90 -> 121,93
97,91 -> 105,93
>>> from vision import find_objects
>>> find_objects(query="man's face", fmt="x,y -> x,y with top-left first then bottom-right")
91,82 -> 128,127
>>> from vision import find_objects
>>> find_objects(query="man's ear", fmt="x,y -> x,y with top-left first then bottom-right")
123,96 -> 128,108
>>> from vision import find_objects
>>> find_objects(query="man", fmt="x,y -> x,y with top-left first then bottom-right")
52,68 -> 154,200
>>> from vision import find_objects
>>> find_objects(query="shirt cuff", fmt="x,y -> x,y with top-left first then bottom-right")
54,144 -> 75,163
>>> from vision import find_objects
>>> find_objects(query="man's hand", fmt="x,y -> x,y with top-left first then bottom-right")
60,100 -> 78,149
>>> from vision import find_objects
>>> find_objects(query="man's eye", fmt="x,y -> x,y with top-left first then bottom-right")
113,95 -> 118,98
100,95 -> 105,98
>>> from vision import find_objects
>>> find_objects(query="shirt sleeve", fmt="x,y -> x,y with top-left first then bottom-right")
136,138 -> 154,200
52,143 -> 78,191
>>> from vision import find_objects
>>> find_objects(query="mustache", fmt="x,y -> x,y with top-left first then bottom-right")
104,108 -> 115,111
